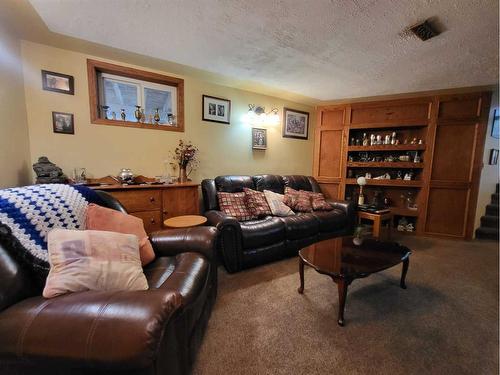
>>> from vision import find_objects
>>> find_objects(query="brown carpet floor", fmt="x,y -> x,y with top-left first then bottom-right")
193,236 -> 499,375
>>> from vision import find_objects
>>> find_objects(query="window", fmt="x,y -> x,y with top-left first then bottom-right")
87,59 -> 184,132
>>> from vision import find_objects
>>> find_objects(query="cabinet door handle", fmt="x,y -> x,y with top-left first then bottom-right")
150,197 -> 155,202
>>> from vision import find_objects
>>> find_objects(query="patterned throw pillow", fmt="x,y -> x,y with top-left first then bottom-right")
283,187 -> 313,212
263,190 -> 295,217
217,192 -> 256,221
243,188 -> 272,217
310,192 -> 333,211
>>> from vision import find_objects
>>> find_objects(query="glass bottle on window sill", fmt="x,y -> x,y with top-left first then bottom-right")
154,108 -> 161,125
134,106 -> 142,122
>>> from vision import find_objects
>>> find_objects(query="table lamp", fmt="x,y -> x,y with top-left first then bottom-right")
356,176 -> 367,205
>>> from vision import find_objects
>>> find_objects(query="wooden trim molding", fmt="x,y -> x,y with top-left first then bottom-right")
87,59 -> 184,132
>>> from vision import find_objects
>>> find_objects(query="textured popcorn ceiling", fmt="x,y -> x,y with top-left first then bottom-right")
29,0 -> 498,101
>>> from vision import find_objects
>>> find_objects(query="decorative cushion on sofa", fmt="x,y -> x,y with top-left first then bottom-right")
283,187 -> 313,212
243,188 -> 272,217
263,190 -> 294,217
86,203 -> 155,266
43,229 -> 148,298
217,191 -> 256,221
309,192 -> 334,211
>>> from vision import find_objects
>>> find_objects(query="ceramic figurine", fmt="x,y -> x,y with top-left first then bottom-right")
403,172 -> 412,180
365,172 -> 372,179
120,109 -> 126,121
397,170 -> 403,179
414,152 -> 421,163
406,223 -> 415,232
362,133 -> 368,146
350,137 -> 355,145
418,139 -> 423,144
410,137 -> 417,144
384,134 -> 391,145
111,111 -> 116,120
101,105 -> 110,120
376,135 -> 382,144
134,106 -> 142,122
391,132 -> 397,145
355,139 -> 361,146
154,108 -> 161,124
370,134 -> 376,146
403,138 -> 408,144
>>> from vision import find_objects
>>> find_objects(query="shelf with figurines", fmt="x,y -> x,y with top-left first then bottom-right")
348,130 -> 425,149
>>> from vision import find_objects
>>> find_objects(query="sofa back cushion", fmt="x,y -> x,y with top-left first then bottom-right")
283,175 -> 317,192
252,175 -> 285,193
215,176 -> 255,193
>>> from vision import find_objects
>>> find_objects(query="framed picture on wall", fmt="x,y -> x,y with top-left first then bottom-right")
491,109 -> 499,139
252,128 -> 267,150
52,112 -> 74,134
41,70 -> 74,95
202,95 -> 231,124
489,149 -> 498,165
282,108 -> 309,140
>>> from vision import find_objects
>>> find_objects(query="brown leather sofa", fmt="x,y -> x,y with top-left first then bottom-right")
0,190 -> 217,375
202,175 -> 355,273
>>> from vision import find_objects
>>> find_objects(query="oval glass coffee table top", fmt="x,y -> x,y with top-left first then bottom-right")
299,238 -> 411,279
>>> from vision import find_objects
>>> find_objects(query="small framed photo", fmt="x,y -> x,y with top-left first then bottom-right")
202,95 -> 231,124
42,70 -> 74,95
52,112 -> 74,134
489,149 -> 498,165
283,108 -> 309,140
491,109 -> 499,139
252,128 -> 267,150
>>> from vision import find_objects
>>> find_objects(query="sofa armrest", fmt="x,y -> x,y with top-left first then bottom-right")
149,227 -> 217,262
327,199 -> 356,230
0,289 -> 182,370
204,210 -> 243,273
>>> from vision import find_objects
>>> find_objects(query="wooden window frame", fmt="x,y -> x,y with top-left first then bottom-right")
87,59 -> 184,132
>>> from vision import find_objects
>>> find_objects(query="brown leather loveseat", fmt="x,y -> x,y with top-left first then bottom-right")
202,174 -> 355,273
0,190 -> 217,375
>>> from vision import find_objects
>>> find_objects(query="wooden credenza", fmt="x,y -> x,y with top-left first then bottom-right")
92,183 -> 199,233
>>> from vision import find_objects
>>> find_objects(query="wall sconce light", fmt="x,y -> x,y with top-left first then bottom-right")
247,104 -> 280,125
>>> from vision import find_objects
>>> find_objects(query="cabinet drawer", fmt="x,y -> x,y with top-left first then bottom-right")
110,190 -> 161,212
131,210 -> 162,234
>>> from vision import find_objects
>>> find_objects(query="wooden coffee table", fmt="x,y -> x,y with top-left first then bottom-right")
298,238 -> 411,326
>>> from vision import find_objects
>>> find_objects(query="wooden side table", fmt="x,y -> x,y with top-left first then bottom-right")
357,210 -> 393,240
164,215 -> 207,228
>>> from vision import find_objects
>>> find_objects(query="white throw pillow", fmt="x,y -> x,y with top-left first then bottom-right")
264,190 -> 295,217
43,229 -> 148,298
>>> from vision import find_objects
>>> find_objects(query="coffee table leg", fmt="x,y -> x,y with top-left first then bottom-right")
298,257 -> 305,294
335,278 -> 349,326
400,258 -> 409,289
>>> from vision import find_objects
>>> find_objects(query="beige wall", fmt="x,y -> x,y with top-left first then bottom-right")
474,88 -> 500,234
0,27 -> 31,188
21,41 -> 315,184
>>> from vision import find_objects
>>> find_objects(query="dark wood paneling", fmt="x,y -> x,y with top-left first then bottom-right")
350,102 -> 430,124
425,188 -> 469,236
431,123 -> 477,181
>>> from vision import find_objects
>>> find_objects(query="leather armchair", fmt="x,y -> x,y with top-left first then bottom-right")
0,190 -> 217,375
202,174 -> 355,273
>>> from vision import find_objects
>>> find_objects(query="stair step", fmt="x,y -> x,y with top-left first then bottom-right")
481,215 -> 499,228
476,227 -> 499,240
492,193 -> 499,205
486,204 -> 499,216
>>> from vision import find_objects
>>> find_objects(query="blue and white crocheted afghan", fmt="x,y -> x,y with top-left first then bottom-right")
0,184 -> 104,276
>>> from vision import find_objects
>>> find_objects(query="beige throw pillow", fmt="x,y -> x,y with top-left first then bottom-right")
43,229 -> 148,298
264,190 -> 295,217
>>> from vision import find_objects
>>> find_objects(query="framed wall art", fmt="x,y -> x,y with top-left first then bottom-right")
42,70 -> 74,95
252,128 -> 267,150
491,109 -> 499,139
489,149 -> 498,165
282,108 -> 309,140
202,95 -> 231,124
52,112 -> 74,134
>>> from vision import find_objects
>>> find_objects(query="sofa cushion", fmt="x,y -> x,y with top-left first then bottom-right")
311,209 -> 347,232
240,217 -> 285,249
310,192 -> 334,211
244,188 -> 272,217
279,213 -> 319,240
86,203 -> 155,266
217,191 -> 255,221
284,187 -> 313,212
43,229 -> 148,298
263,190 -> 294,217
283,175 -> 313,191
253,175 -> 285,193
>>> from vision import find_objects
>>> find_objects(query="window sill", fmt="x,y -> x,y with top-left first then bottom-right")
92,118 -> 184,132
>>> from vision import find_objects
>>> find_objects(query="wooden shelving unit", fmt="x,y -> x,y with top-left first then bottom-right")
347,162 -> 424,169
348,121 -> 428,130
345,179 -> 423,187
347,144 -> 426,152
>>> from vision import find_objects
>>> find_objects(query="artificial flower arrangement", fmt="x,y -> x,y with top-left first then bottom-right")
170,140 -> 199,182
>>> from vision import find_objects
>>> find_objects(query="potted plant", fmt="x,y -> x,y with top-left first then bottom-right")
170,140 -> 199,183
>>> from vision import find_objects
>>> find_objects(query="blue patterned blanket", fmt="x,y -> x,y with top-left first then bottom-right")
0,184 -> 104,276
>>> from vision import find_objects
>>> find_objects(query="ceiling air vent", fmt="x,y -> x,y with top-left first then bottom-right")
409,19 -> 440,41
